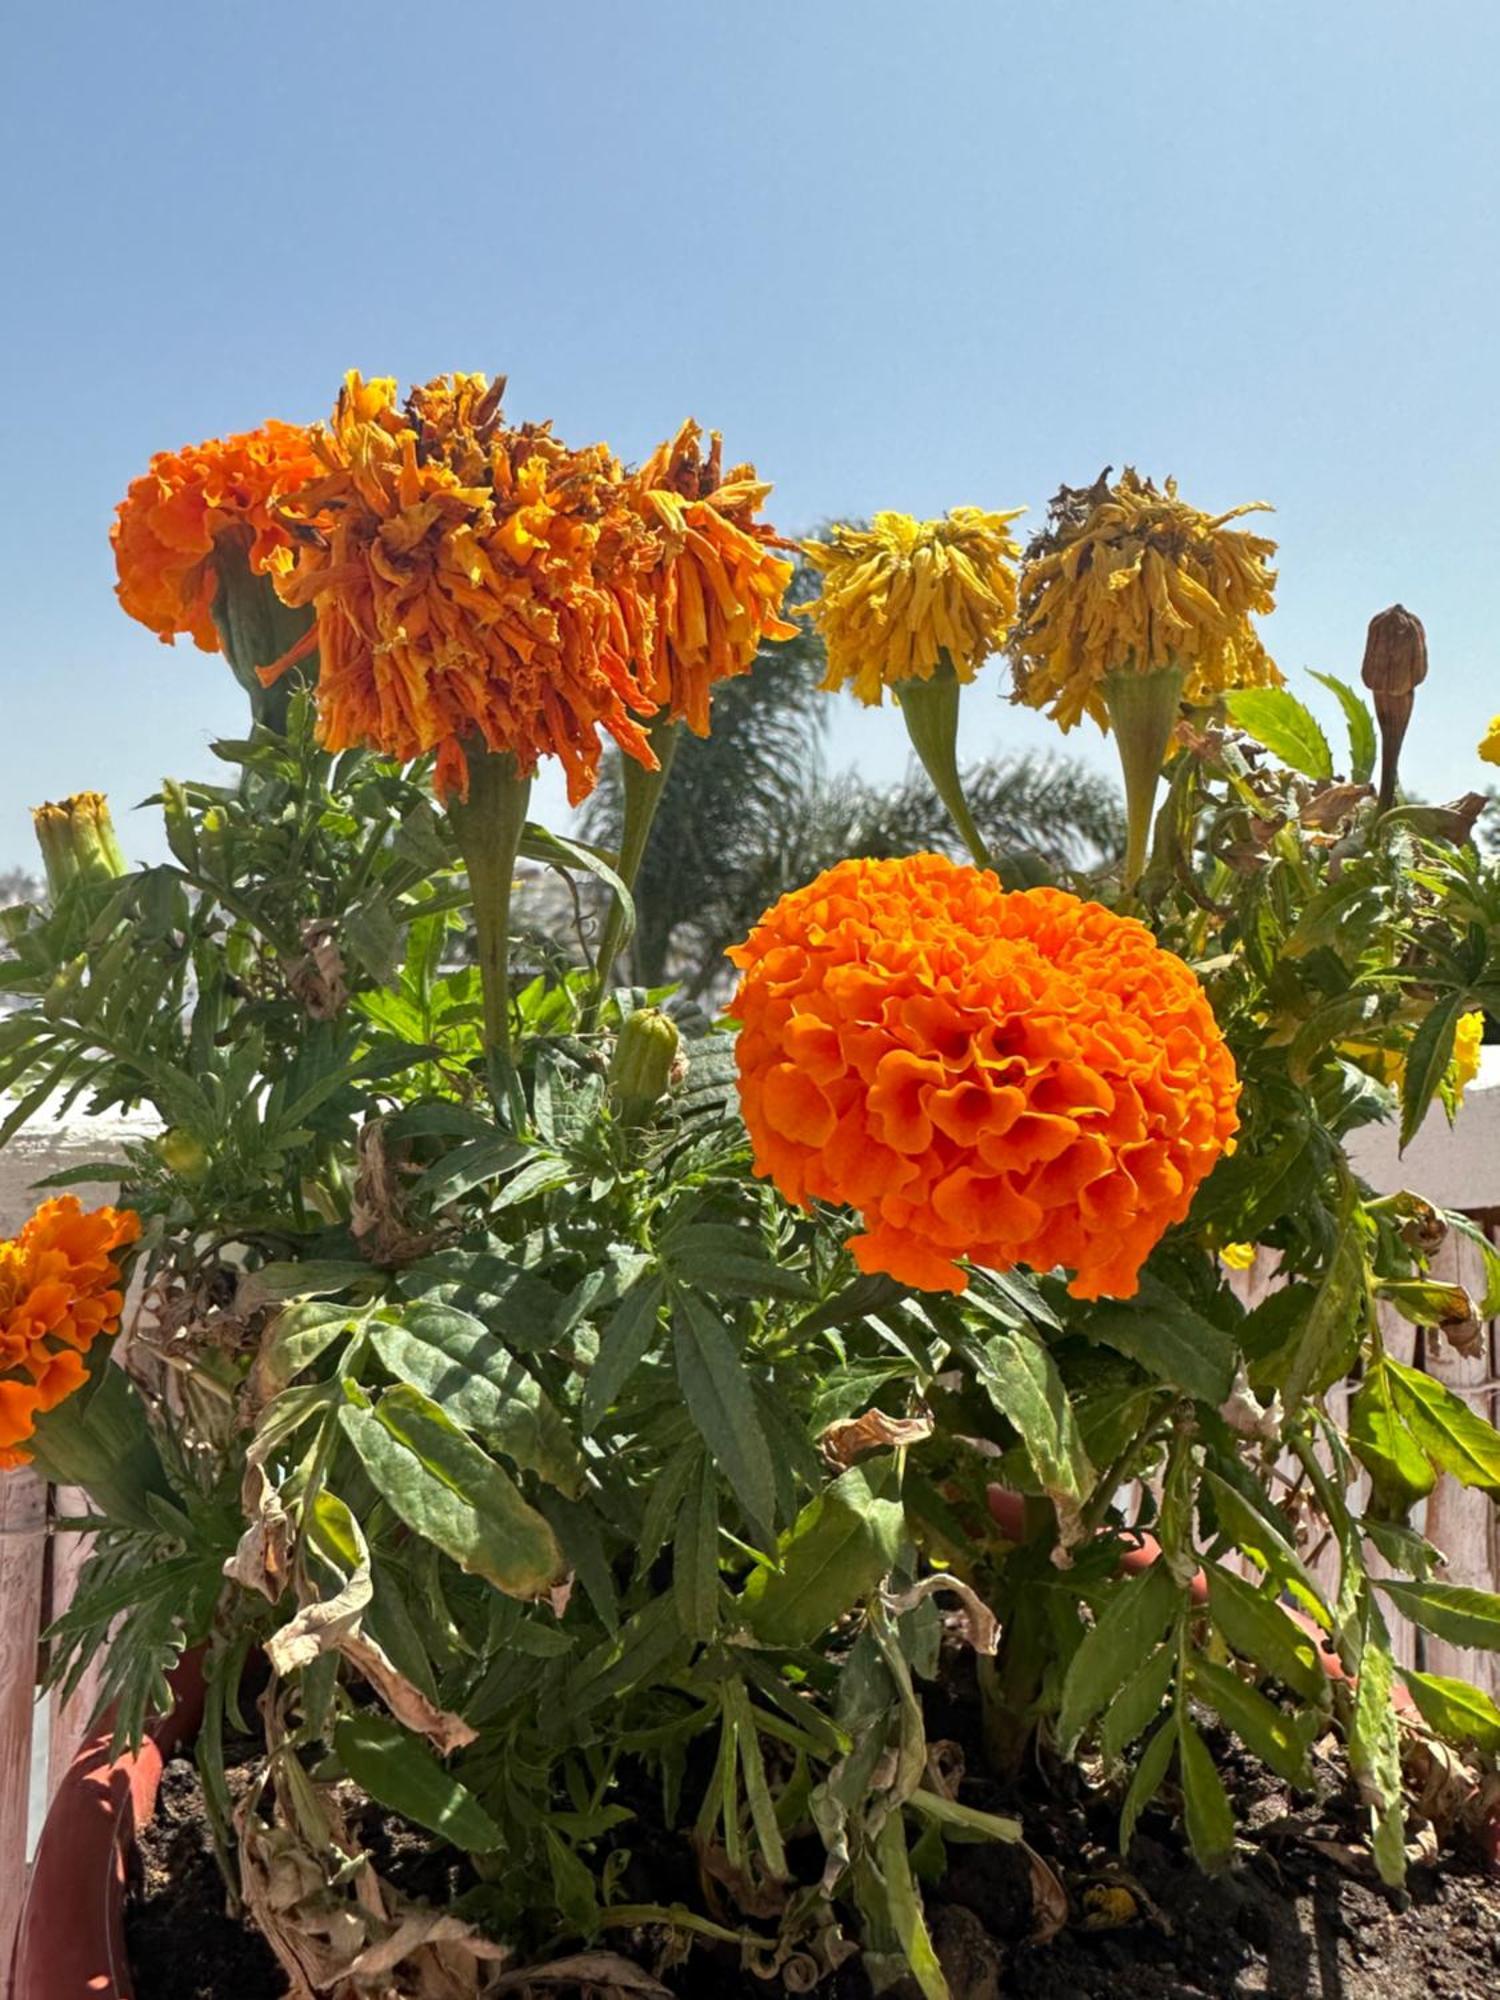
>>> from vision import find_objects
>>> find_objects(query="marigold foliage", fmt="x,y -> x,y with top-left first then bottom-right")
269,372 -> 663,804
0,1197 -> 140,1465
1479,714 -> 1500,767
1010,468 -> 1281,730
626,420 -> 796,736
801,509 -> 1025,705
728,853 -> 1239,1299
112,421 -> 321,651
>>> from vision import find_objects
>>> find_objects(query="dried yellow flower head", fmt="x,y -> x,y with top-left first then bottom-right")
1009,469 -> 1281,731
800,508 -> 1025,706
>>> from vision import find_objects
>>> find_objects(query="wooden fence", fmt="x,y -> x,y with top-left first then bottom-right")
2,1080 -> 1500,1994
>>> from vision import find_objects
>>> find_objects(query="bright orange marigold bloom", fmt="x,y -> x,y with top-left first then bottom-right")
112,421 -> 321,651
0,1198 -> 141,1466
625,421 -> 796,735
728,854 -> 1239,1300
267,371 -> 662,804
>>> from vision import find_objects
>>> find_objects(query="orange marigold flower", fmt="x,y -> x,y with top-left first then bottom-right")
626,421 -> 796,735
727,854 -> 1239,1300
112,421 -> 321,651
0,1197 -> 140,1466
268,371 -> 662,805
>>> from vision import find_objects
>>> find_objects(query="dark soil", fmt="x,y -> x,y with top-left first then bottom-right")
128,1714 -> 1500,2000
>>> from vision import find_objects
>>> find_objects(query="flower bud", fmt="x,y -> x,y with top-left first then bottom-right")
157,1128 -> 210,1179
31,792 -> 128,900
609,1007 -> 680,1123
1361,605 -> 1427,808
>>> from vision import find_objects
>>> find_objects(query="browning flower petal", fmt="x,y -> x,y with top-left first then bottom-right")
0,1197 -> 140,1465
1009,468 -> 1281,731
728,854 -> 1239,1300
112,422 -> 322,651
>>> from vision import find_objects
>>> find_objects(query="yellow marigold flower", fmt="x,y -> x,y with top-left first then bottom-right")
1479,715 -> 1500,767
728,853 -> 1239,1301
800,508 -> 1026,706
268,372 -> 661,805
0,1198 -> 140,1466
1219,1242 -> 1257,1271
1450,1009 -> 1485,1101
112,421 -> 321,651
627,420 -> 797,736
1010,468 -> 1281,732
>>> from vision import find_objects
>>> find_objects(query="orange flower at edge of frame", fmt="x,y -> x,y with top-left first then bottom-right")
112,421 -> 322,652
0,1197 -> 141,1466
728,853 -> 1239,1300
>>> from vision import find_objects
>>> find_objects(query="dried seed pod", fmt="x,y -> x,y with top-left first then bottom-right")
1361,604 -> 1428,807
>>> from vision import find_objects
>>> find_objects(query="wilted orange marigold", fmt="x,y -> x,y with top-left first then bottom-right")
626,421 -> 797,734
728,854 -> 1239,1299
268,372 -> 661,804
0,1198 -> 140,1466
112,421 -> 321,651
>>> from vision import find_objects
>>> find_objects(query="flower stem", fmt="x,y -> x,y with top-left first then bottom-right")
210,530 -> 315,733
445,746 -> 532,1063
895,658 -> 992,872
583,716 -> 680,1028
1102,662 -> 1185,892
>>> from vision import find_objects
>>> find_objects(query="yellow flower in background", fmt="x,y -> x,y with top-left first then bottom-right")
627,420 -> 796,737
1009,468 -> 1281,732
1479,715 -> 1500,767
1219,1242 -> 1257,1271
1450,1009 -> 1485,1102
800,507 -> 1025,706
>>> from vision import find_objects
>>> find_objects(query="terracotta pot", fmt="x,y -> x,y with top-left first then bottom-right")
11,1653 -> 205,2000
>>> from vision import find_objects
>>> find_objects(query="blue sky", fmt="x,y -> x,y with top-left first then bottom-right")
2,1 -> 1497,870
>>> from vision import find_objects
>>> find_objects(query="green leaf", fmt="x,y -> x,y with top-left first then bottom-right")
1099,1645 -> 1174,1761
1376,1579 -> 1500,1650
873,1811 -> 950,2000
1400,994 -> 1465,1152
903,1790 -> 1022,1846
544,1827 -> 601,1934
966,1331 -> 1094,1541
1178,1718 -> 1236,1870
1349,1604 -> 1406,1886
1385,1356 -> 1500,1493
671,1291 -> 776,1533
1206,1564 -> 1326,1702
334,1715 -> 501,1852
1187,1654 -> 1310,1788
1224,687 -> 1334,779
369,1305 -> 584,1496
1400,1670 -> 1500,1754
1275,1180 -> 1366,1407
674,1456 -> 721,1640
583,1271 -> 666,1430
740,1464 -> 906,1648
257,1301 -> 366,1394
1120,1721 -> 1176,1854
238,1260 -> 377,1307
1083,1276 -> 1236,1407
1202,1471 -> 1331,1630
1308,671 -> 1377,784
1348,1365 -> 1437,1511
340,1386 -> 564,1600
1055,1562 -> 1180,1755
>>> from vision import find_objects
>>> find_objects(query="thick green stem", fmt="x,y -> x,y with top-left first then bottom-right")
895,658 -> 992,872
584,717 -> 680,1027
1102,662 -> 1185,892
445,747 -> 532,1062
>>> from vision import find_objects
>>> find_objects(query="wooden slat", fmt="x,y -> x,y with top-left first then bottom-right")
0,1467 -> 47,2000
1416,1232 -> 1500,1696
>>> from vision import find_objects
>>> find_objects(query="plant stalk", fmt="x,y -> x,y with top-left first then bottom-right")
1102,661 -> 1185,892
894,657 -> 992,871
584,715 -> 680,1027
445,746 -> 533,1063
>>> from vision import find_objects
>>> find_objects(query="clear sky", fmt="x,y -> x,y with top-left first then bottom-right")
3,1 -> 1497,871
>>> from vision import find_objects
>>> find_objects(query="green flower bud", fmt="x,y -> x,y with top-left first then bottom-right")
157,1128 -> 210,1179
31,792 -> 128,900
608,1008 -> 680,1123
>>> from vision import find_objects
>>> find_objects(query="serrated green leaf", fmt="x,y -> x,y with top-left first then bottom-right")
1202,1471 -> 1331,1630
1056,1563 -> 1180,1755
1400,994 -> 1465,1152
1400,1670 -> 1500,1753
1099,1644 -> 1174,1761
1225,687 -> 1334,779
1349,1604 -> 1406,1886
674,1455 -> 721,1640
1187,1654 -> 1310,1787
740,1464 -> 906,1648
1376,1579 -> 1500,1650
1308,671 -> 1377,784
1206,1564 -> 1325,1701
1120,1721 -> 1176,1854
966,1331 -> 1094,1541
1385,1356 -> 1500,1493
1082,1275 -> 1236,1407
1178,1717 -> 1236,1870
671,1291 -> 775,1533
583,1272 -> 666,1430
873,1811 -> 950,2000
334,1715 -> 501,1851
1348,1365 -> 1437,1511
340,1386 -> 564,1600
